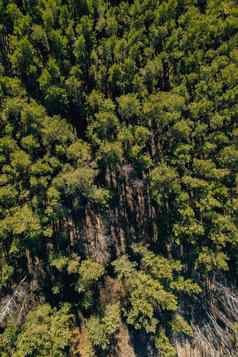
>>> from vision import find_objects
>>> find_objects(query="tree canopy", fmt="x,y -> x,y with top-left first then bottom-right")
1,0 -> 238,356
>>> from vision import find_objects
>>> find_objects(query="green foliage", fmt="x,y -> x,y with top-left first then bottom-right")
1,0 -> 238,355
0,304 -> 73,357
0,325 -> 18,357
86,303 -> 121,351
154,329 -> 177,357
79,259 -> 105,291
0,263 -> 14,288
113,247 -> 196,339
170,314 -> 193,336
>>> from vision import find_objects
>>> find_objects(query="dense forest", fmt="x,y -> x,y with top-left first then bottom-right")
0,0 -> 238,356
